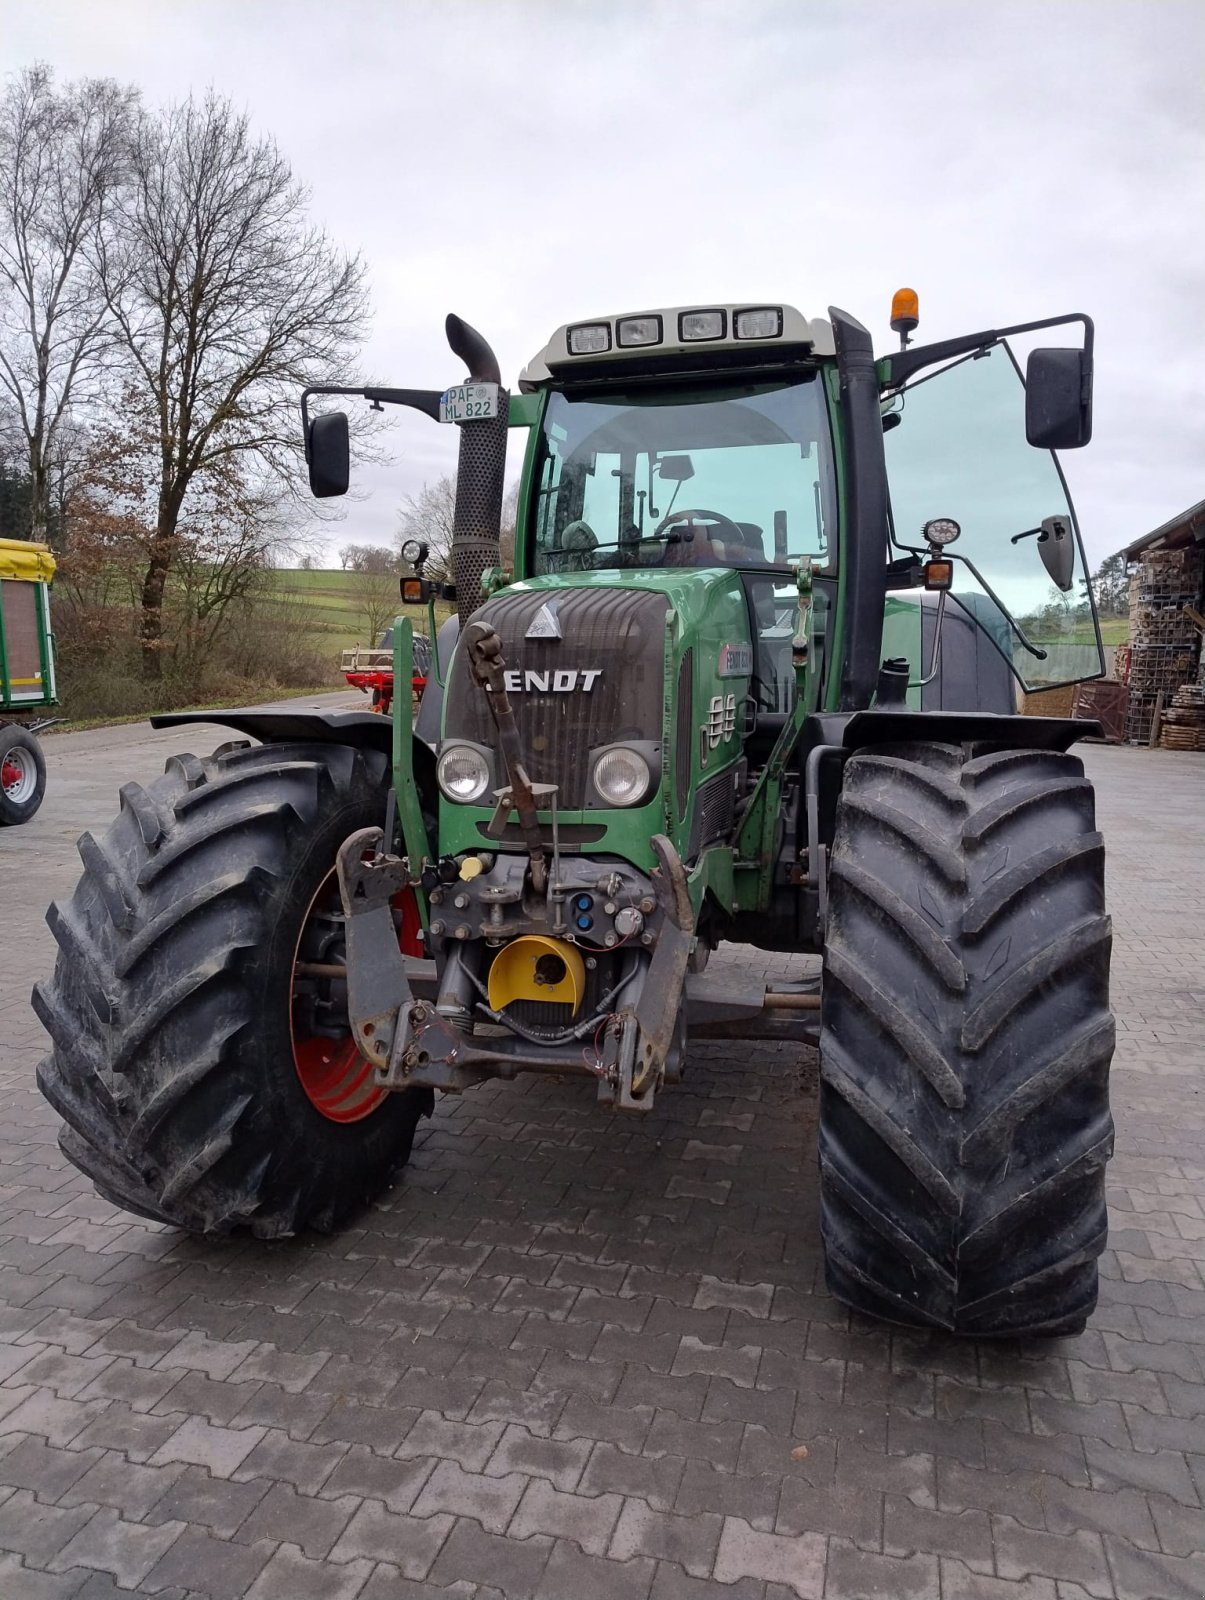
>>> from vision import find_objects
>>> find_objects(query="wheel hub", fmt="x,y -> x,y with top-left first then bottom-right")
290,870 -> 422,1123
1,747 -> 35,802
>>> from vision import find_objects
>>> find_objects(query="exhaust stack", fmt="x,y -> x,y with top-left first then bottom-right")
446,314 -> 508,630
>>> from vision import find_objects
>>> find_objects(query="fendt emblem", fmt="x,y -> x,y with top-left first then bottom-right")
501,669 -> 602,693
526,603 -> 561,640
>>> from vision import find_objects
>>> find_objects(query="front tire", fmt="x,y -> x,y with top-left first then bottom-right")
818,743 -> 1114,1337
0,723 -> 47,825
35,740 -> 433,1237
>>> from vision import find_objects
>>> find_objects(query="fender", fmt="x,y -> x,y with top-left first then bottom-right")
806,710 -> 1103,754
149,708 -> 439,799
151,708 -> 395,754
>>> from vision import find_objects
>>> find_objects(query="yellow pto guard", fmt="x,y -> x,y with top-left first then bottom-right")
488,936 -> 585,1013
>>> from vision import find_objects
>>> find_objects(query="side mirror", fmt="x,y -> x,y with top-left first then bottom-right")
1025,348 -> 1092,450
307,411 -> 350,498
1037,514 -> 1076,592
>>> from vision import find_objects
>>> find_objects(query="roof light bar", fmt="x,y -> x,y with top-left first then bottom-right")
518,304 -> 834,389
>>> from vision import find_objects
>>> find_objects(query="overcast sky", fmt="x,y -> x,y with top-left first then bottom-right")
4,0 -> 1202,567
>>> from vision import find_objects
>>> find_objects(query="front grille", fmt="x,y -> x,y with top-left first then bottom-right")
675,649 -> 693,821
688,765 -> 738,858
444,587 -> 668,807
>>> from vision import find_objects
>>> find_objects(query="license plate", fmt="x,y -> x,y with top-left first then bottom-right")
439,383 -> 500,424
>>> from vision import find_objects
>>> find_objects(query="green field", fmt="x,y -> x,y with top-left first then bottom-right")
271,569 -> 1130,674
271,569 -> 453,662
272,569 -> 377,656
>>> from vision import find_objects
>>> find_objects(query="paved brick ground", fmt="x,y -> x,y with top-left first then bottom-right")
1,714 -> 1203,1599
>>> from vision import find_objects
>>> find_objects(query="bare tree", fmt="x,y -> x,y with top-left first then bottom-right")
348,567 -> 399,646
396,473 -> 456,582
339,539 -> 396,574
500,478 -> 519,571
396,474 -> 519,586
0,64 -> 136,544
101,91 -> 369,676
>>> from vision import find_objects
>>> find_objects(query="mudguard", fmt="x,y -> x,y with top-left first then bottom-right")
151,708 -> 394,754
806,710 -> 1103,754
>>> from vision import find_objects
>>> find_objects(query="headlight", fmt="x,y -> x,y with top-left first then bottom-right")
679,309 -> 725,341
568,322 -> 611,354
438,745 -> 491,803
401,537 -> 428,565
616,315 -> 662,348
592,746 -> 652,807
734,306 -> 783,340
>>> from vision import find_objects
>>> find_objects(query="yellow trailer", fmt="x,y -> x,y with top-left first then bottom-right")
0,537 -> 57,824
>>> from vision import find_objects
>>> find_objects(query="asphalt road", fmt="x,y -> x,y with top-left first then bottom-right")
0,706 -> 1202,1599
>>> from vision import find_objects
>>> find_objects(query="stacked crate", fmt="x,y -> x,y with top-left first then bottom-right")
1159,684 -> 1205,751
1124,549 -> 1202,743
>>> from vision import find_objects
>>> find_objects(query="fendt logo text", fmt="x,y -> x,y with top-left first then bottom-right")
499,669 -> 602,693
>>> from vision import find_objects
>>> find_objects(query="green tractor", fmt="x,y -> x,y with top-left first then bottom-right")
35,294 -> 1114,1337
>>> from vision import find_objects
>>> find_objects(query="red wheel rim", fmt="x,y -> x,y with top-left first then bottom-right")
290,869 -> 423,1123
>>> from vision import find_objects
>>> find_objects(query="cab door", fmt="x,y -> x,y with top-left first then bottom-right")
882,344 -> 1104,690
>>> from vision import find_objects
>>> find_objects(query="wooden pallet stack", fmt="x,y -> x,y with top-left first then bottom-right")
1124,549 -> 1203,744
1159,685 -> 1205,752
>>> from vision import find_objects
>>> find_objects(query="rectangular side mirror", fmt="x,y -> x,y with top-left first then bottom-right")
307,411 -> 350,497
1026,348 -> 1092,450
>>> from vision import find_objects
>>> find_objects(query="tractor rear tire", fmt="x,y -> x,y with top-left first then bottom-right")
818,742 -> 1114,1337
34,740 -> 433,1237
0,723 -> 47,826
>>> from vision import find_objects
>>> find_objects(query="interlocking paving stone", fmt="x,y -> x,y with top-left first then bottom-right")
0,1487 -> 97,1564
0,1435 -> 104,1498
712,1517 -> 826,1596
609,1498 -> 724,1577
580,1440 -> 687,1511
47,1506 -> 188,1588
412,1458 -> 528,1532
508,1475 -> 624,1554
823,1538 -> 941,1599
328,1498 -> 455,1574
244,1542 -> 376,1599
428,1518 -> 553,1591
143,1463 -> 272,1537
0,1552 -> 97,1600
3,727 -> 1205,1597
534,1538 -> 656,1600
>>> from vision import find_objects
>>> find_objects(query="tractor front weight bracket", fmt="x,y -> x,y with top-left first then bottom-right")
598,834 -> 694,1113
336,827 -> 416,1077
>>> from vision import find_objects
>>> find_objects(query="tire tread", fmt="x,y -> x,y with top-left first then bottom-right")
819,740 -> 1114,1336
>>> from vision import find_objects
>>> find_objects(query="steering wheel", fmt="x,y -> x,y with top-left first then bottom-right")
653,507 -> 747,546
550,520 -> 598,569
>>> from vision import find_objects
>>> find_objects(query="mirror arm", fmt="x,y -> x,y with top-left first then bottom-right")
881,312 -> 1094,389
1010,526 -> 1043,545
910,588 -> 947,689
300,383 -> 444,453
949,553 -> 1048,661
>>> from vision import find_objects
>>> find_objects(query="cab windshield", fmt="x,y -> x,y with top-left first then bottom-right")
530,377 -> 836,575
